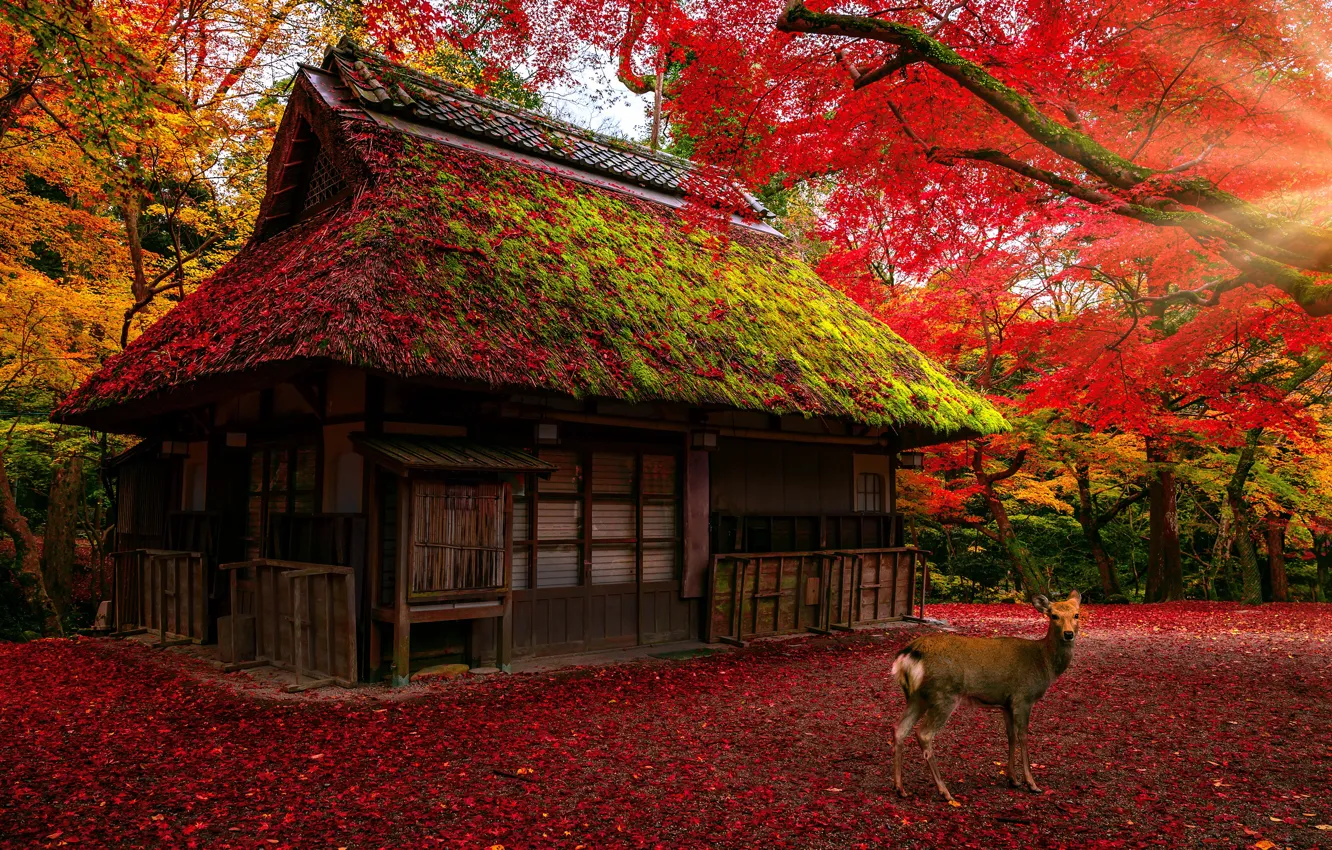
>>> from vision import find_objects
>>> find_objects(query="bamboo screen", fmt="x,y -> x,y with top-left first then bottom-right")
411,481 -> 508,597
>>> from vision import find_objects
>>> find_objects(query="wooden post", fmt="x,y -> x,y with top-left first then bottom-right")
392,475 -> 411,687
499,483 -> 514,672
498,593 -> 513,672
889,550 -> 900,618
291,574 -> 305,685
323,574 -> 334,678
343,569 -> 357,683
919,552 -> 929,620
157,557 -> 167,647
681,448 -> 710,599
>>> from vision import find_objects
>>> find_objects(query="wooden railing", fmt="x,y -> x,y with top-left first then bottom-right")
267,513 -> 366,569
110,549 -> 208,645
166,511 -> 221,560
220,559 -> 357,691
708,547 -> 926,646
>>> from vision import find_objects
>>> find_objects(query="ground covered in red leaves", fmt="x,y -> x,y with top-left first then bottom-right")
2,603 -> 1329,849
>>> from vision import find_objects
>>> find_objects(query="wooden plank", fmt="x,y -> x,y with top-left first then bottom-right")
342,570 -> 357,683
323,575 -> 334,680
890,550 -> 900,618
284,676 -> 335,693
220,558 -> 353,574
407,603 -> 505,623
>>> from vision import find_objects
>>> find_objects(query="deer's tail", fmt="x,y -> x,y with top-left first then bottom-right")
891,644 -> 926,698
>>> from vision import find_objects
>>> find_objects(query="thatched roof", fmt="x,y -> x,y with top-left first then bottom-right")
55,42 -> 1006,439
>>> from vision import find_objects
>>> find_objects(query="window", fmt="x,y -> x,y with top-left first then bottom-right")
245,443 -> 319,558
534,449 -> 582,588
855,472 -> 885,513
302,148 -> 345,210
259,119 -> 350,240
410,481 -> 506,598
510,448 -> 681,590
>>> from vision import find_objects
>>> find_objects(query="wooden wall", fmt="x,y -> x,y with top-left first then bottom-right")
709,438 -> 855,515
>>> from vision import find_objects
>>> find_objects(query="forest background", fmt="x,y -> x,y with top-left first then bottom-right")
3,0 -> 1331,639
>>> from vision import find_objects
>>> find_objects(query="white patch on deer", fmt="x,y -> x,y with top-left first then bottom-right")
892,654 -> 925,693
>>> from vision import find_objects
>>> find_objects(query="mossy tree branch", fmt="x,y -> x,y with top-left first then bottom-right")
776,2 -> 1332,316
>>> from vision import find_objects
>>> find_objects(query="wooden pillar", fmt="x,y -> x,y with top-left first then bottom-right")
392,475 -> 411,687
499,481 -> 514,671
681,447 -> 710,599
498,595 -> 513,672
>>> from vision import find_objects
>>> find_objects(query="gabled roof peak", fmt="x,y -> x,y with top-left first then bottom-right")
322,38 -> 754,209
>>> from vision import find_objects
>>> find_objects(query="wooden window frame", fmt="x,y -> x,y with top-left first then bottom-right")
514,444 -> 683,591
855,471 -> 885,514
245,439 -> 322,558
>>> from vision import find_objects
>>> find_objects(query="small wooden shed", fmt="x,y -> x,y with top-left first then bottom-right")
54,39 -> 1006,686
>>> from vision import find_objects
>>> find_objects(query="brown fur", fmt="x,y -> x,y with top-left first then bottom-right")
890,590 -> 1081,801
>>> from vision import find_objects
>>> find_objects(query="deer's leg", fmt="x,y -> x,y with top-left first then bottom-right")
916,696 -> 960,803
1002,705 -> 1021,789
892,696 -> 926,798
1013,703 -> 1040,793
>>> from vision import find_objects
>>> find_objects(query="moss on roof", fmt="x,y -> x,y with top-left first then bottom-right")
56,105 -> 1006,437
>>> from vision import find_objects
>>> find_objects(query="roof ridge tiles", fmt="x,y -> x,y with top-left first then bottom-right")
321,37 -> 750,205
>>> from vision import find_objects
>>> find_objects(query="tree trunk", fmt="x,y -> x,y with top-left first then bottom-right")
1211,503 -> 1236,601
1159,465 -> 1183,600
0,451 -> 63,635
42,457 -> 82,620
120,190 -> 150,348
979,487 -> 1048,598
972,446 -> 1047,598
1072,461 -> 1124,600
0,81 -> 33,142
1227,433 -> 1264,604
1265,514 -> 1289,602
1145,442 -> 1183,602
1314,533 -> 1332,604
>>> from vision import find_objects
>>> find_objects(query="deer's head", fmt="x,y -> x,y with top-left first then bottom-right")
1033,590 -> 1081,643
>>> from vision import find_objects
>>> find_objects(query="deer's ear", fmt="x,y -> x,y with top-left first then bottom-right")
1067,589 -> 1081,605
1032,595 -> 1051,614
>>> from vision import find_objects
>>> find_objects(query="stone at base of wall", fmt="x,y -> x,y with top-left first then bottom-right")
410,663 -> 471,682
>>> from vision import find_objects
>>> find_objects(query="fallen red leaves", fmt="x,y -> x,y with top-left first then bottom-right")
1,603 -> 1328,849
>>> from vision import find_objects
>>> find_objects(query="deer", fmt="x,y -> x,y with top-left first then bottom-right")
889,590 -> 1081,802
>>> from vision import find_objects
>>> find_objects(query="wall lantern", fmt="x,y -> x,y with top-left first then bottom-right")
225,432 -> 248,448
690,429 -> 720,451
897,450 -> 925,470
535,422 -> 560,445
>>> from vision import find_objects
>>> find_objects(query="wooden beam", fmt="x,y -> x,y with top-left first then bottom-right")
511,408 -> 895,447
284,676 -> 336,693
407,603 -> 505,623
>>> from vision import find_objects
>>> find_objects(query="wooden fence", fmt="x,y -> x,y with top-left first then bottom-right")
110,549 -> 208,644
708,548 -> 927,645
220,559 -> 357,691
